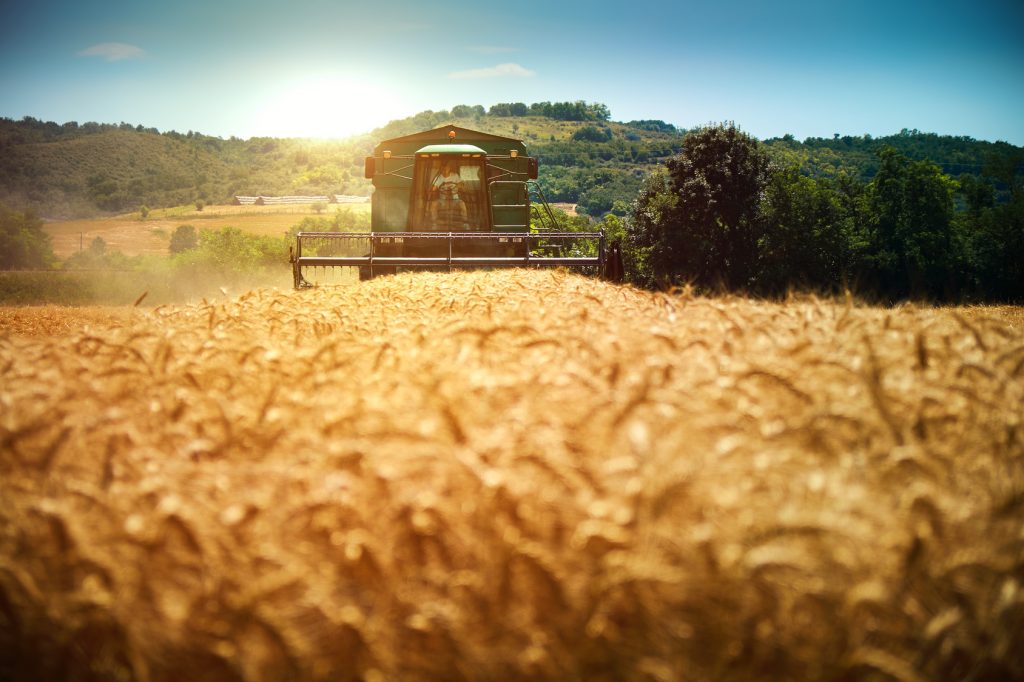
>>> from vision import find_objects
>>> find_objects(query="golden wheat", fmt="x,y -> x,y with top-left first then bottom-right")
0,269 -> 1022,681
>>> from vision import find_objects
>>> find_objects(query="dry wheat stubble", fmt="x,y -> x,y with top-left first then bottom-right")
1,269 -> 1022,681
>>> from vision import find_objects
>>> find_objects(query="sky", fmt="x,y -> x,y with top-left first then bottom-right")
1,0 -> 1022,144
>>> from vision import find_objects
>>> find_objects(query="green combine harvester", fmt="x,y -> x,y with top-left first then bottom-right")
290,125 -> 622,286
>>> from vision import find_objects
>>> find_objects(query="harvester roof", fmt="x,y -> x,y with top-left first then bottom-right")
378,125 -> 520,146
415,144 -> 487,156
373,125 -> 528,158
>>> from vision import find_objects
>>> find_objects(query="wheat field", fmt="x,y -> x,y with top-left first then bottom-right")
1,270 -> 1022,681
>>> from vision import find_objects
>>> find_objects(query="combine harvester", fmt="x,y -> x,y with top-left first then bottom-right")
290,125 -> 623,286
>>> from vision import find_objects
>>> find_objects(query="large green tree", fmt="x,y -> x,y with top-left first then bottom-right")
974,195 -> 1024,301
960,151 -> 1024,301
626,123 -> 771,289
0,203 -> 54,269
866,148 -> 957,298
758,167 -> 853,294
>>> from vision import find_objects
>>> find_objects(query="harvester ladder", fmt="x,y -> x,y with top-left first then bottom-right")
527,180 -> 561,233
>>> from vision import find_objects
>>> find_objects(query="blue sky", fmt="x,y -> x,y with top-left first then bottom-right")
1,0 -> 1022,143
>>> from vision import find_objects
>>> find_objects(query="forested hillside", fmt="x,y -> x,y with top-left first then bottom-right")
3,106 -> 1018,220
762,130 -> 1020,184
0,118 -> 370,218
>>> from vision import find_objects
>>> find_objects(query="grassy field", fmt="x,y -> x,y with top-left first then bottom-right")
1,269 -> 1022,680
42,202 -> 371,259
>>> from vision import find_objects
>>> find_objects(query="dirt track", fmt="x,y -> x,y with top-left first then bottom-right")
1,270 -> 1022,680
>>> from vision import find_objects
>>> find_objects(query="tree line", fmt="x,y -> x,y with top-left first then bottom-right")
6,111 -> 1011,229
622,123 -> 1023,302
481,101 -> 611,121
3,114 -> 1021,302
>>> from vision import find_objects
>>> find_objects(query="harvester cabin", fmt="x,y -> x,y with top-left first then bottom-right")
364,126 -> 538,234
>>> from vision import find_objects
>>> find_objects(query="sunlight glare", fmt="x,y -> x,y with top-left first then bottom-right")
249,74 -> 404,139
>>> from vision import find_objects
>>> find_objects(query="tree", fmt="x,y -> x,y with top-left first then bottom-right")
627,123 -> 771,290
577,172 -> 643,217
866,148 -> 957,298
179,227 -> 286,271
451,104 -> 478,118
571,126 -> 612,143
960,151 -> 1024,301
972,193 -> 1024,301
624,169 -> 675,288
587,102 -> 611,121
0,203 -> 54,269
758,167 -> 853,294
169,224 -> 198,254
626,120 -> 677,133
63,236 -> 135,270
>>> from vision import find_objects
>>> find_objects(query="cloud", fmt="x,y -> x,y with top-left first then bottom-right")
77,43 -> 146,62
448,63 -> 535,79
467,45 -> 517,55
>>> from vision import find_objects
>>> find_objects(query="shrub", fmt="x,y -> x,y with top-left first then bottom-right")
571,126 -> 613,143
0,202 -> 54,269
169,225 -> 198,254
289,208 -> 370,236
173,226 -> 286,272
62,240 -> 137,271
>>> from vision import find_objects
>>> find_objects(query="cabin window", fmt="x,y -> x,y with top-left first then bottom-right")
408,157 -> 490,231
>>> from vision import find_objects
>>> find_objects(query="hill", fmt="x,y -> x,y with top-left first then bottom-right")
761,129 -> 1022,184
0,119 -> 371,219
1,109 -> 1020,220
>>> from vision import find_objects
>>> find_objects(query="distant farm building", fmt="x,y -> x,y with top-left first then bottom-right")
233,195 -> 369,206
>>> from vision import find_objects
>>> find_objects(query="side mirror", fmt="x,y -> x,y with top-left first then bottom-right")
364,156 -> 375,179
527,157 -> 538,180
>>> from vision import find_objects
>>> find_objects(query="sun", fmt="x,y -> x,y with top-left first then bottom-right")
249,74 -> 404,139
